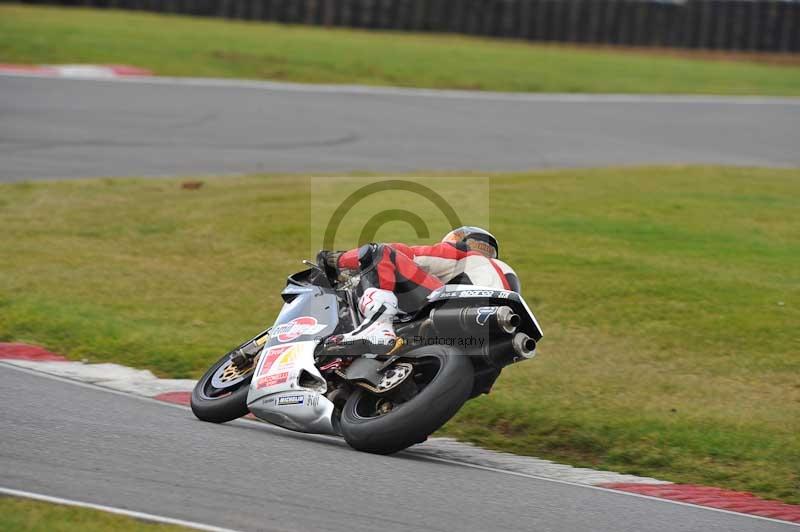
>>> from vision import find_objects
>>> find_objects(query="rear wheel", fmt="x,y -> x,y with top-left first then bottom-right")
340,345 -> 473,455
191,352 -> 256,423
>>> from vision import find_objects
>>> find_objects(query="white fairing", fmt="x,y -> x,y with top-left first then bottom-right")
246,341 -> 338,435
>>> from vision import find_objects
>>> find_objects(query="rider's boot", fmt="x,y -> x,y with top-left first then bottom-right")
324,288 -> 398,355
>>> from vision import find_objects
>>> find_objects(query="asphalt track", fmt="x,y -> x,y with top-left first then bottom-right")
2,75 -> 799,531
1,75 -> 799,181
1,364 -> 795,532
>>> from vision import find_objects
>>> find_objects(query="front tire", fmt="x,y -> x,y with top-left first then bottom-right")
340,345 -> 473,455
191,351 -> 255,423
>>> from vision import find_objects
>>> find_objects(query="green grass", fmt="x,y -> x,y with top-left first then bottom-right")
1,166 -> 799,504
0,497 -> 189,531
1,4 -> 800,95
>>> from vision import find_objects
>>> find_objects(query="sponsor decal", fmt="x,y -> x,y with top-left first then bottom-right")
277,394 -> 305,406
276,350 -> 296,368
459,290 -> 495,298
271,317 -> 327,342
434,289 -> 501,299
257,345 -> 293,376
256,371 -> 289,389
476,306 -> 498,326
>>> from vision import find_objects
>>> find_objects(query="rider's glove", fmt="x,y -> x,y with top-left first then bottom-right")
316,250 -> 342,269
316,250 -> 342,281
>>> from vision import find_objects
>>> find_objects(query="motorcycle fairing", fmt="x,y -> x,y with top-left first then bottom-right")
245,286 -> 341,436
264,287 -> 339,349
247,339 -> 339,435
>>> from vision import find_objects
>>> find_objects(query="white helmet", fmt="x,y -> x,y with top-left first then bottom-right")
442,226 -> 499,259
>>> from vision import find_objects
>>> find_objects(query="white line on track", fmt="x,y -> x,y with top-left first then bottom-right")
2,71 -> 800,106
2,361 -> 798,528
0,487 -> 242,532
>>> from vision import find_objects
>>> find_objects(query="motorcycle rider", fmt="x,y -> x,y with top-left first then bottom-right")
318,226 -> 520,354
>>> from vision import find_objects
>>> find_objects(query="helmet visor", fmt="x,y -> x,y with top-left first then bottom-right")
464,237 -> 497,259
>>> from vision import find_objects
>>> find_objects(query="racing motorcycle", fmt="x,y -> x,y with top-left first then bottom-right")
191,258 -> 543,454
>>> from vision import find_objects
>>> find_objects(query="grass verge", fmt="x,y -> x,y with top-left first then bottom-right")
1,166 -> 798,503
1,4 -> 800,95
0,496 -> 189,531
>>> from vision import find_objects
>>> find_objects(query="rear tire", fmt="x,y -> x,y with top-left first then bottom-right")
340,345 -> 473,455
191,352 -> 254,423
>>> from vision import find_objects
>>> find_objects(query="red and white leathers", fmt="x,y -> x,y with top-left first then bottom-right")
325,242 -> 518,353
338,242 -> 517,313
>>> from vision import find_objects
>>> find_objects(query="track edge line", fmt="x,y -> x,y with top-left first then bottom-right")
0,486 -> 243,532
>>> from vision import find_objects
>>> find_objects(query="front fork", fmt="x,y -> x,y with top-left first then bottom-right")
229,327 -> 271,370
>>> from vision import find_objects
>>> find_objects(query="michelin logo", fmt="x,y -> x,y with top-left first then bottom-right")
277,395 -> 305,406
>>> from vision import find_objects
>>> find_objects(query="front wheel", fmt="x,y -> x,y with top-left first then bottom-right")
191,351 -> 256,423
340,345 -> 474,455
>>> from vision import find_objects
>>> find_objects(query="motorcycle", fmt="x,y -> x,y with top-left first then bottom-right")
191,258 -> 543,454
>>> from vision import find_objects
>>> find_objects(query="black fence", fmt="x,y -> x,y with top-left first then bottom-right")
12,0 -> 800,52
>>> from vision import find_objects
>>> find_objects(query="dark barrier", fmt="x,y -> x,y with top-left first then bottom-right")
8,0 -> 800,52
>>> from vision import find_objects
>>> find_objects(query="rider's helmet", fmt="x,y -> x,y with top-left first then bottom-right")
442,226 -> 499,259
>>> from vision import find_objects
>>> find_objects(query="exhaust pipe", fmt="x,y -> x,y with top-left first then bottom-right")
473,333 -> 537,368
430,305 -> 520,337
512,333 -> 537,360
425,305 -> 533,368
496,306 -> 521,335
